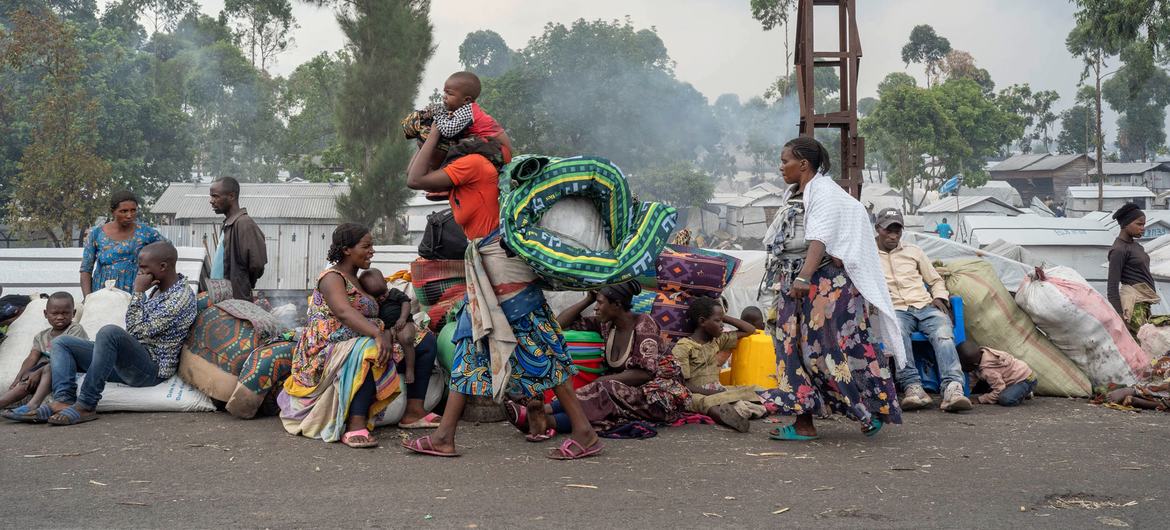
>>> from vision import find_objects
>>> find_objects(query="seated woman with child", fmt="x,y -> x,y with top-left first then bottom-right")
512,281 -> 691,438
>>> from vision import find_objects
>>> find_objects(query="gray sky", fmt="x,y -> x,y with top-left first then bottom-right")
197,0 -> 1122,142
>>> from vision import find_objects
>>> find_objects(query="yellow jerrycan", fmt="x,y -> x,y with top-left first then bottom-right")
730,330 -> 777,389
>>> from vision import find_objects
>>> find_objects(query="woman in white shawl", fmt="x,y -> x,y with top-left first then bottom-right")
759,137 -> 903,441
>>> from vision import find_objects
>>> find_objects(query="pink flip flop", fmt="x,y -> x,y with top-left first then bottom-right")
402,435 -> 460,457
341,428 -> 379,448
398,412 -> 442,429
546,438 -> 604,460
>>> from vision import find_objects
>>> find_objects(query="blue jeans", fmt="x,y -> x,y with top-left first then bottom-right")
997,377 -> 1037,406
51,325 -> 163,409
896,306 -> 963,391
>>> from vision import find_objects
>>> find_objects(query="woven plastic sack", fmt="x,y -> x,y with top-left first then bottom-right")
1015,267 -> 1150,388
939,258 -> 1090,397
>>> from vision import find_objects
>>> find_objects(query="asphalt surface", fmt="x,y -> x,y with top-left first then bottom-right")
0,398 -> 1166,529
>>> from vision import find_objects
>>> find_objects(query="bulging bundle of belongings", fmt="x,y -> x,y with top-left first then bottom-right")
0,287 -> 215,412
498,155 -> 677,290
411,258 -> 467,332
178,297 -> 294,419
1015,266 -> 1151,389
938,258 -> 1091,397
642,245 -> 741,345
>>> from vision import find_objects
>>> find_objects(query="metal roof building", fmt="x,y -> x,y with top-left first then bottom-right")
151,182 -> 350,224
149,182 -> 351,291
988,153 -> 1094,203
1064,185 -> 1156,218
1100,162 -> 1170,193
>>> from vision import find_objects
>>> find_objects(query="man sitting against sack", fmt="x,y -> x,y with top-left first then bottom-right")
28,242 -> 197,426
874,209 -> 972,413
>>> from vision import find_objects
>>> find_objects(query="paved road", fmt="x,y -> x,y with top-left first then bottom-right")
1,398 -> 1166,529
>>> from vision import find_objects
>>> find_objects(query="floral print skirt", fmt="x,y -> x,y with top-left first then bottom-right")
759,264 -> 902,426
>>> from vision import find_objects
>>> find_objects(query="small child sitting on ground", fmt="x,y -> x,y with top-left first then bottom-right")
741,306 -> 766,334
358,269 -> 417,384
671,298 -> 761,432
0,292 -> 88,420
958,340 -> 1036,406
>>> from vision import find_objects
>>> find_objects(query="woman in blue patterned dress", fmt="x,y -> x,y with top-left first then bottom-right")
80,191 -> 166,297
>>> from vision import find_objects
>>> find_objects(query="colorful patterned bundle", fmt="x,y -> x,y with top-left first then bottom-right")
650,290 -> 695,345
410,258 -> 468,331
178,306 -> 294,418
499,155 -> 678,290
642,245 -> 738,298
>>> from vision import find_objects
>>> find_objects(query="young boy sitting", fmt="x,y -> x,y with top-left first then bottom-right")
358,269 -> 416,384
672,298 -> 763,433
0,292 -> 88,420
957,340 -> 1036,406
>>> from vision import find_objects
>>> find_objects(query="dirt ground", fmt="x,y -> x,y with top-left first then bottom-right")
1,398 -> 1166,529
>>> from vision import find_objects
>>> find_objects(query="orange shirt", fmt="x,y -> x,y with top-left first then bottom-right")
443,154 -> 500,240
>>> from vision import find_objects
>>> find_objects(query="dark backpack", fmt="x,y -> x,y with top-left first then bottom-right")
418,209 -> 468,260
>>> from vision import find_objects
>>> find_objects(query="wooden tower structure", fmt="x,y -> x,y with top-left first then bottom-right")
794,0 -> 864,198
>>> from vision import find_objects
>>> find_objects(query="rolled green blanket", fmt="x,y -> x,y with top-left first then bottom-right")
500,155 -> 678,290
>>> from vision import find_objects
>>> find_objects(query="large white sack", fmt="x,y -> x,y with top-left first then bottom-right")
76,374 -> 216,412
1015,266 -> 1149,388
78,286 -> 131,334
0,297 -> 49,383
374,368 -> 448,427
1139,324 -> 1170,359
538,197 -> 612,252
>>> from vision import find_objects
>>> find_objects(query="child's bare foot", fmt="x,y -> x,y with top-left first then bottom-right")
525,398 -> 550,437
404,370 -> 415,385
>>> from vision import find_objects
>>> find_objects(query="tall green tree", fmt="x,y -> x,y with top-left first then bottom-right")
996,84 -> 1060,153
277,51 -> 346,181
1,7 -> 111,246
311,0 -> 434,241
749,0 -> 796,78
457,29 -> 511,78
1056,104 -> 1095,155
941,49 -> 994,94
901,24 -> 951,87
1102,43 -> 1170,161
863,75 -> 1022,212
223,0 -> 296,72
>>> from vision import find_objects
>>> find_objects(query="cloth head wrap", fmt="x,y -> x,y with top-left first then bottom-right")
599,280 -> 642,310
1112,202 -> 1144,228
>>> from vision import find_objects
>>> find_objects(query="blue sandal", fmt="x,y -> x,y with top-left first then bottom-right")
47,406 -> 99,426
1,403 -> 54,424
863,417 -> 883,437
769,424 -> 820,441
